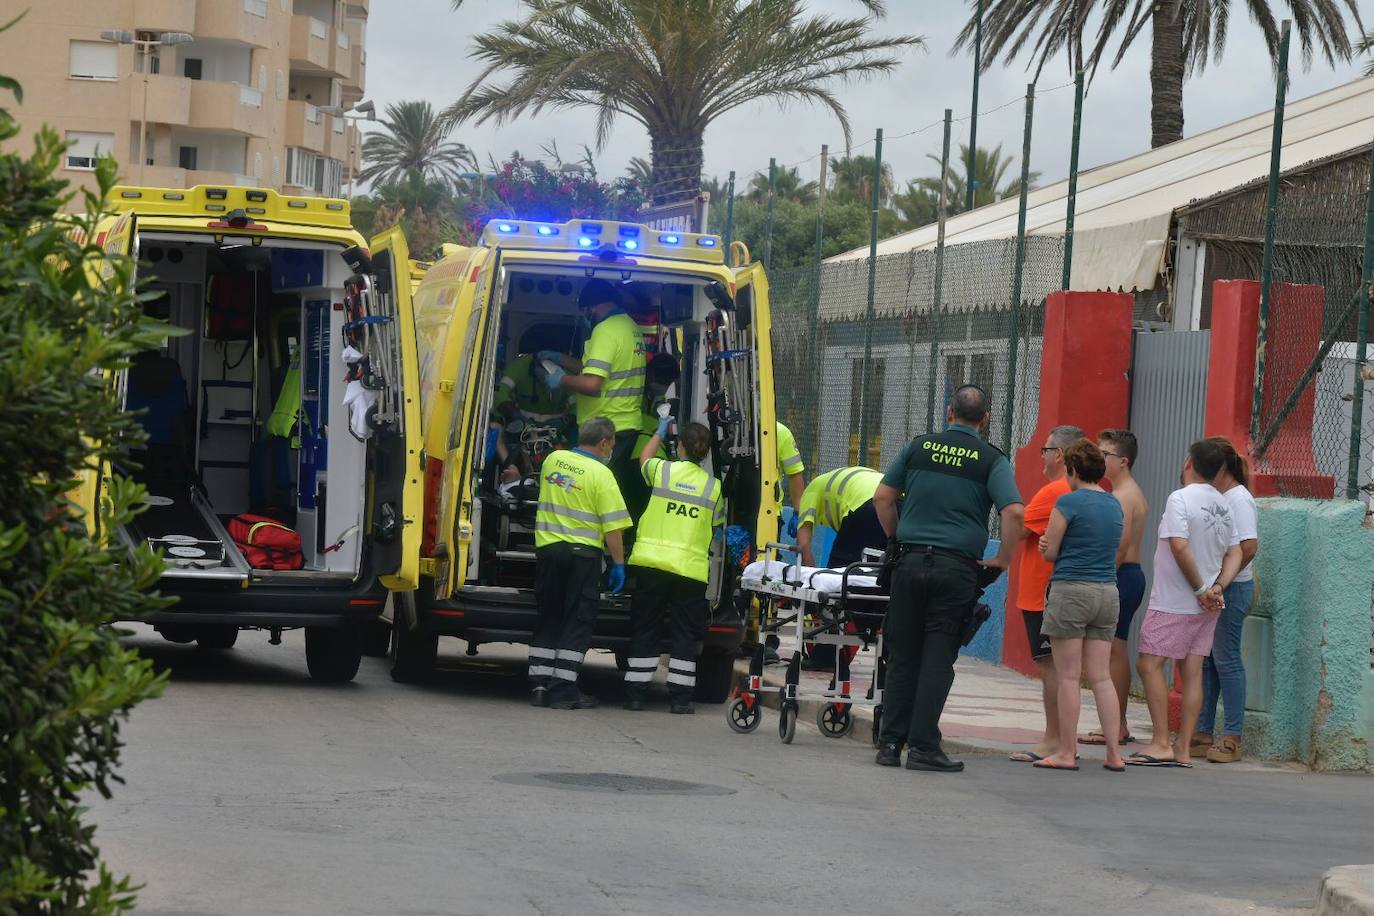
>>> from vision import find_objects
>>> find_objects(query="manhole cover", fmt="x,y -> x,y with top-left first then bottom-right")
495,772 -> 736,796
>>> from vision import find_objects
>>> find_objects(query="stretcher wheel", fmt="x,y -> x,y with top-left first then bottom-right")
726,696 -> 762,734
817,704 -> 854,739
871,705 -> 883,748
779,701 -> 798,744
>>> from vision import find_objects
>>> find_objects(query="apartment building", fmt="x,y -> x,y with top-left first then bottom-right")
0,0 -> 368,201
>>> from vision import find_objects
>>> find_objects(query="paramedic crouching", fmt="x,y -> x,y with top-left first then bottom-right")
622,417 -> 723,714
872,385 -> 1024,772
529,417 -> 632,710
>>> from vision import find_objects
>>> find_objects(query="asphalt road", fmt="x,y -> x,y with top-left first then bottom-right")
92,625 -> 1374,916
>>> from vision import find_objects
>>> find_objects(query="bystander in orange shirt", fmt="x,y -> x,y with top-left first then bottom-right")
1017,478 -> 1071,611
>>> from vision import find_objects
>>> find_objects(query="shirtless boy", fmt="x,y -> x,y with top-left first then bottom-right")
1080,429 -> 1147,747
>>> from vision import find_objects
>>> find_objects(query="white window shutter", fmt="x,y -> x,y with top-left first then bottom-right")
69,41 -> 118,80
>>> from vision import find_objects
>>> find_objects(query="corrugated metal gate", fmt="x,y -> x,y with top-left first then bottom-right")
1127,330 -> 1212,609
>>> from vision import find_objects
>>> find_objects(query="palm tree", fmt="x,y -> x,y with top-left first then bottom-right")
442,0 -> 923,204
893,143 -> 1041,227
359,100 -> 478,188
625,156 -> 654,188
1359,30 -> 1374,74
746,166 -> 818,205
700,174 -> 733,203
957,0 -> 1364,149
828,154 -> 895,207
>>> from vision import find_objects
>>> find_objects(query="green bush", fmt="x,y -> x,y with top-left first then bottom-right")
0,58 -> 170,914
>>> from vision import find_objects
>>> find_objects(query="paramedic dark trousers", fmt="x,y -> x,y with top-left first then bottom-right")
624,567 -> 707,702
611,430 -> 650,523
879,547 -> 977,752
531,542 -> 602,702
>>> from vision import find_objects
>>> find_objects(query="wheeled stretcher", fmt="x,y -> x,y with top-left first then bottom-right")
727,542 -> 891,745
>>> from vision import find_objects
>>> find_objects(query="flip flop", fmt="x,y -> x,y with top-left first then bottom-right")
1032,759 -> 1079,772
1103,762 -> 1127,773
1126,753 -> 1192,768
1009,751 -> 1045,763
1078,731 -> 1135,746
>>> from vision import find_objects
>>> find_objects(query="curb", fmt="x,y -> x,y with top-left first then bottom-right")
1316,866 -> 1374,915
728,659 -> 1000,757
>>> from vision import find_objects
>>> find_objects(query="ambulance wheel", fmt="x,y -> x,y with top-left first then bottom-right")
779,701 -> 798,744
817,703 -> 854,739
305,625 -> 363,683
196,625 -> 239,650
726,696 -> 761,734
157,624 -> 199,644
692,647 -> 736,704
390,592 -> 437,684
361,618 -> 392,657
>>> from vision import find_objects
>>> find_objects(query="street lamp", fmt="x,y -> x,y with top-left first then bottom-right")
101,29 -> 194,185
320,99 -> 376,199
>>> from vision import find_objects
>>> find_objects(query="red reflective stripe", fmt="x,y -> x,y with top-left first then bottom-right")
349,598 -> 383,606
432,609 -> 465,617
707,625 -> 739,633
206,219 -> 269,230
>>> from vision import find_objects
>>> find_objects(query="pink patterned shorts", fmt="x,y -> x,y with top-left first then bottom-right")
1137,608 -> 1220,659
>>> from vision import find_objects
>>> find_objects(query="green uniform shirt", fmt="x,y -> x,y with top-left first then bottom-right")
881,422 -> 1023,560
497,354 -> 574,419
797,467 -> 883,531
628,457 -> 723,582
535,448 -> 632,550
577,310 -> 646,432
776,422 -> 804,480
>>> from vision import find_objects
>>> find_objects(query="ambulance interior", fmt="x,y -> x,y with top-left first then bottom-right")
473,267 -> 762,595
123,235 -> 370,583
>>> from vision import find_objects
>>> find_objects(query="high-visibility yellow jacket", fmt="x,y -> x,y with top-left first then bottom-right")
577,309 -> 645,432
535,448 -> 632,549
628,457 -> 723,582
798,466 -> 883,531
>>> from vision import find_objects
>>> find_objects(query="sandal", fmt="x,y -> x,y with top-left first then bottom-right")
1190,733 -> 1214,756
1206,736 -> 1243,764
1078,731 -> 1135,746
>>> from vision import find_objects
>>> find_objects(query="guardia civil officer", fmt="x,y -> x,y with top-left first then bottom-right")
622,417 -> 723,715
530,417 -> 632,710
540,279 -> 650,521
872,385 -> 1025,771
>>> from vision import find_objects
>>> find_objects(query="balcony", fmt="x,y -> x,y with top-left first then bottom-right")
290,15 -> 333,73
194,0 -> 272,47
286,100 -> 327,153
131,74 -> 191,127
188,80 -> 268,137
331,27 -> 354,83
133,0 -> 196,33
138,164 -> 254,189
327,116 -> 355,164
342,20 -> 365,95
345,0 -> 368,18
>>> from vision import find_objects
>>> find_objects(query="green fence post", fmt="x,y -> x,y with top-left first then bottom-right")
808,146 -> 829,470
1004,84 -> 1035,453
722,170 -> 736,251
928,109 -> 953,431
1062,68 -> 1084,292
858,128 -> 883,465
763,158 -> 777,273
1250,20 -> 1291,448
967,0 -> 983,212
1345,142 -> 1374,499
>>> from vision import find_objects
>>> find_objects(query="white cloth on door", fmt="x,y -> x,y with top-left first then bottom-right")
342,379 -> 377,438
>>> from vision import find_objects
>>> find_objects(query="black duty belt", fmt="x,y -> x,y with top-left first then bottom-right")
898,543 -> 979,568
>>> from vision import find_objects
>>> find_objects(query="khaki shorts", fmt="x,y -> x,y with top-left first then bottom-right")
1042,580 -> 1120,642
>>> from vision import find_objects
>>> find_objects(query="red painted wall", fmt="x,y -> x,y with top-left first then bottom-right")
1002,291 -> 1135,675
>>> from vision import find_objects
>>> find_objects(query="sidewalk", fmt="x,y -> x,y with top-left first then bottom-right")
738,638 -> 1303,773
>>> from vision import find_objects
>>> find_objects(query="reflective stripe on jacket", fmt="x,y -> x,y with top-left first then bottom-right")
535,448 -> 632,549
628,457 -> 723,582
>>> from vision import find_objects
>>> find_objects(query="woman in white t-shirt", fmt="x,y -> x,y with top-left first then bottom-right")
1194,438 -> 1259,763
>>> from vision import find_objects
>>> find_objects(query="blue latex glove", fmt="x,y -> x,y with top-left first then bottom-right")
786,512 -> 799,539
543,365 -> 566,391
607,563 -> 626,593
656,415 -> 674,438
537,350 -> 562,365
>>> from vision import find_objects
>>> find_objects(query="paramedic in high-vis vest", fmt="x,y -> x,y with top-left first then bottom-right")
540,279 -> 649,522
795,466 -> 886,568
622,417 -> 723,715
530,417 -> 632,710
777,421 -> 807,537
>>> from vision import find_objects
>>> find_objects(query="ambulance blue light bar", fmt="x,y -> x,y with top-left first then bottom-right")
480,219 -> 724,264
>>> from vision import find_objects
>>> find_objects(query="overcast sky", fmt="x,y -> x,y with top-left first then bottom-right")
363,0 -> 1368,192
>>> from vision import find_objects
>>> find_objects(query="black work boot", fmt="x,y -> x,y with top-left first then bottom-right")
550,691 -> 599,710
906,748 -> 964,772
623,690 -> 646,711
669,702 -> 694,715
875,742 -> 902,767
530,686 -> 548,708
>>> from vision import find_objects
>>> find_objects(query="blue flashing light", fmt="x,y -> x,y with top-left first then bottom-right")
496,222 -> 518,234
659,234 -> 681,245
577,236 -> 596,248
580,223 -> 603,236
536,225 -> 558,237
618,226 -> 640,238
697,237 -> 718,248
621,239 -> 639,251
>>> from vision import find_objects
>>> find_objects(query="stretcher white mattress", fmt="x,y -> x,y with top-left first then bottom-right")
741,560 -> 881,596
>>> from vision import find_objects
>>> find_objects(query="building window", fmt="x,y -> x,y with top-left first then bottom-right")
244,0 -> 269,18
183,58 -> 203,80
178,146 -> 198,171
69,41 -> 118,80
65,131 -> 114,170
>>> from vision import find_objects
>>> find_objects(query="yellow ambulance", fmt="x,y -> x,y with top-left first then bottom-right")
81,185 -> 421,681
382,219 -> 780,702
